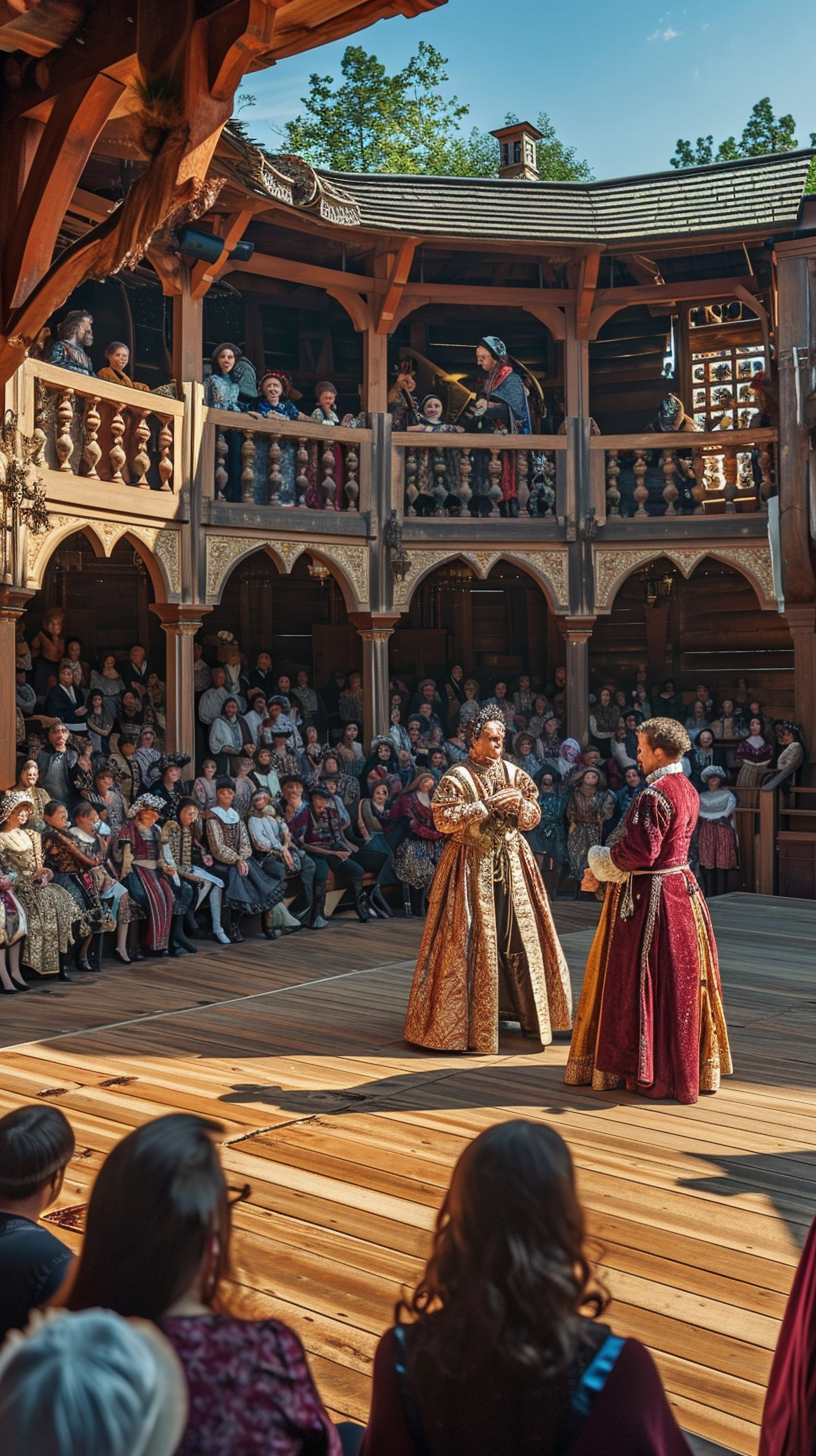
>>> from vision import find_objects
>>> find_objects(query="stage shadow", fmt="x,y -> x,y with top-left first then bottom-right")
219,1060 -> 626,1119
678,1149 -> 816,1250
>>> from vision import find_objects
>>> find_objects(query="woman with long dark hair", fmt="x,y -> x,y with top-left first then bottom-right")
65,1113 -> 356,1456
360,1121 -> 690,1456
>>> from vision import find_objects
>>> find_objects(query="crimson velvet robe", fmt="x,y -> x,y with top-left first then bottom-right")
565,768 -> 732,1103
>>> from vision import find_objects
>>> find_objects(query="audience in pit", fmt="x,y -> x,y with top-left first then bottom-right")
8,631 -> 807,986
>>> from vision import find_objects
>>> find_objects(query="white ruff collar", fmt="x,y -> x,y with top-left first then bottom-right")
210,805 -> 239,825
646,760 -> 685,785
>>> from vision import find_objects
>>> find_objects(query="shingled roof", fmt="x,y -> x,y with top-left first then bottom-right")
219,127 -> 813,245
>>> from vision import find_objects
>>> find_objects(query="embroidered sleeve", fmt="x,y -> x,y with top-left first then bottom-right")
431,770 -> 489,833
237,822 -> 252,859
610,785 -> 673,872
206,816 -> 239,865
514,767 -> 542,832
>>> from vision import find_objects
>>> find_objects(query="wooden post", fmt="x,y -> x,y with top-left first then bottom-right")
783,603 -> 816,771
149,604 -> 212,759
776,252 -> 816,608
562,616 -> 594,746
172,267 -> 204,387
348,613 -> 400,749
363,325 -> 388,415
0,586 -> 34,789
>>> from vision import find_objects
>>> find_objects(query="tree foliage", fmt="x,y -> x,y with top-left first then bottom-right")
670,97 -> 799,168
280,45 -> 592,180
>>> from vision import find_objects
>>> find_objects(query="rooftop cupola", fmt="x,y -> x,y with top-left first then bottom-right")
490,121 -> 544,180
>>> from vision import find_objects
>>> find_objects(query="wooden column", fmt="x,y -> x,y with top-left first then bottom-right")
363,326 -> 388,415
0,586 -> 34,789
784,603 -> 816,769
776,251 -> 816,608
562,616 -> 595,746
172,267 -> 204,387
349,613 -> 400,748
150,604 -> 211,758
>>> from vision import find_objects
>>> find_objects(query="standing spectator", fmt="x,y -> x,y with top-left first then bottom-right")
198,667 -> 231,729
43,661 -> 89,736
566,769 -> 615,893
120,644 -> 150,700
208,699 -> 244,773
338,672 -> 364,732
245,651 -> 276,699
0,1106 -> 75,1339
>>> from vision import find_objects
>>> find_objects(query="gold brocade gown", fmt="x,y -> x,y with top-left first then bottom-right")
404,757 -> 573,1054
0,827 -> 82,976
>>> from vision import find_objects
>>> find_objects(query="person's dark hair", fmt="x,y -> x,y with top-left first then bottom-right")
215,776 -> 236,792
398,1122 -> 607,1409
176,796 -> 199,816
73,803 -> 97,823
636,716 -> 691,759
57,310 -> 91,340
0,1105 -> 75,1201
67,1114 -> 234,1320
43,799 -> 68,818
469,705 -> 507,743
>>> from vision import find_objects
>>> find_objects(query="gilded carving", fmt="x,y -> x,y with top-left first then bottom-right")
206,534 -> 369,608
506,550 -> 570,612
153,529 -> 182,597
593,543 -> 777,612
392,548 -> 460,609
393,546 -> 569,612
26,513 -> 77,584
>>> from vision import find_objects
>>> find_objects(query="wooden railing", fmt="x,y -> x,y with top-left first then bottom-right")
21,359 -> 185,492
202,407 -> 372,513
391,432 -> 568,518
589,428 -> 777,520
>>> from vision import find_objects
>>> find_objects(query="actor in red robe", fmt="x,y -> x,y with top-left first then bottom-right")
565,717 -> 732,1104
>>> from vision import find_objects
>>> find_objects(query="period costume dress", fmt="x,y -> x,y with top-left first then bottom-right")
111,797 -> 175,952
525,784 -> 567,867
392,789 -> 444,891
404,756 -> 572,1054
565,762 -> 732,1103
205,806 -> 282,916
0,796 -> 81,977
735,734 -> 774,786
42,825 -> 117,935
252,394 -> 302,505
565,779 -> 616,881
697,777 -> 739,872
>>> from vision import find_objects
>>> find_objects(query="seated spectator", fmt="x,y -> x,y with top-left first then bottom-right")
245,651 -> 276,700
409,678 -> 443,715
292,669 -> 327,737
120,643 -> 150,699
536,713 -> 562,764
268,727 -> 303,782
771,720 -> 806,782
483,680 -> 515,729
655,678 -> 685,722
510,731 -> 542,779
231,757 -> 256,821
359,1121 -> 691,1456
425,746 -> 448,784
198,667 -> 230,729
0,792 -> 81,982
588,687 -> 619,752
735,717 -> 774,786
93,765 -> 128,835
248,744 -> 282,800
246,790 -> 302,937
610,721 -> 638,773
337,722 -> 364,776
15,664 -> 36,720
614,765 -> 643,825
631,683 -> 652,718
37,724 -> 78,808
89,650 -> 126,708
204,776 -> 282,942
392,771 -> 443,912
565,768 -> 615,894
133,725 -> 162,790
457,678 -> 481,733
693,682 -> 714,716
192,758 -> 218,811
280,778 -> 329,928
208,698 -> 243,773
338,672 -> 364,731
0,1106 -> 75,1339
64,1113 -> 352,1456
154,753 -> 191,824
512,673 -> 535,719
162,798 -> 230,946
116,688 -> 145,735
320,753 -> 360,815
685,699 -> 711,742
304,784 -> 372,922
14,759 -> 51,833
527,694 -> 553,741
86,689 -> 115,755
443,665 -> 466,731
302,724 -> 324,774
445,727 -> 468,764
0,1306 -> 188,1456
688,729 -> 727,790
238,688 -> 267,750
555,738 -> 581,785
524,771 -> 567,889
711,697 -> 745,740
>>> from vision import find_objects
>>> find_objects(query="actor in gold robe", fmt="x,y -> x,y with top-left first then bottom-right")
404,708 -> 573,1055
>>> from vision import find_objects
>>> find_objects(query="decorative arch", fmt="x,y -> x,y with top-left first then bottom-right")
393,546 -> 569,614
204,533 -> 369,612
592,543 -> 777,614
26,515 -> 179,602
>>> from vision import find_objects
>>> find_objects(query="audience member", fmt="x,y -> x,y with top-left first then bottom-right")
0,1105 -> 76,1339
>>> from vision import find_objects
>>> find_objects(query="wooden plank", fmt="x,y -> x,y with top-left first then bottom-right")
1,894 -> 815,1456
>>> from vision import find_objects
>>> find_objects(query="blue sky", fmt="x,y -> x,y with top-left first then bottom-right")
245,0 -> 815,179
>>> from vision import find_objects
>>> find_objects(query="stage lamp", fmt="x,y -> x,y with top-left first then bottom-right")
175,227 -> 255,264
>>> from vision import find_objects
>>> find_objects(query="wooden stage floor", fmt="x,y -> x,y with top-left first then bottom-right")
1,892 -> 815,1456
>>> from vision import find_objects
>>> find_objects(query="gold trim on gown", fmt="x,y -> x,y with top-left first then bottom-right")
404,758 -> 573,1054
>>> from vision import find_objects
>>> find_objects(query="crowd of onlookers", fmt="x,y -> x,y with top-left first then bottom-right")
0,1101 -> 811,1455
7,622 -> 807,989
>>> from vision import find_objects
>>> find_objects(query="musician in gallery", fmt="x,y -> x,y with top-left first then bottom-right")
565,717 -> 732,1104
404,707 -> 572,1056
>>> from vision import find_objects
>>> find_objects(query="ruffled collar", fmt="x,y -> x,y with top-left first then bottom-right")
210,805 -> 240,825
646,760 -> 685,785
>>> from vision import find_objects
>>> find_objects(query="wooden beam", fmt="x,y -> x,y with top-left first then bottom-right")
208,0 -> 276,101
4,73 -> 124,310
190,209 -> 257,299
523,303 -> 567,341
229,251 -> 372,295
593,275 -> 758,310
576,252 -> 601,340
325,286 -> 372,333
401,282 -> 575,308
376,237 -> 418,334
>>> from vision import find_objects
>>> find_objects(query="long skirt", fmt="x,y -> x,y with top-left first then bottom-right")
567,822 -> 602,880
698,820 -> 739,871
52,871 -> 115,935
210,857 -> 282,915
124,866 -> 174,952
394,836 -> 442,890
15,879 -> 81,977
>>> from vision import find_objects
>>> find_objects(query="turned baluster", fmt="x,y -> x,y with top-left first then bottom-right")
457,448 -> 472,511
295,438 -> 310,508
240,430 -> 256,503
55,389 -> 75,473
516,449 -> 530,516
344,442 -> 360,512
32,381 -> 47,466
542,453 -> 557,516
131,408 -> 152,488
432,447 -> 448,515
632,449 -> 649,518
758,440 -> 772,505
214,430 -> 229,499
268,434 -> 282,505
487,447 -> 503,515
108,403 -> 127,483
157,417 -> 173,492
405,447 -> 419,515
660,447 -> 678,516
321,440 -> 337,510
690,448 -> 706,513
722,445 -> 738,513
605,449 -> 621,517
83,396 -> 102,478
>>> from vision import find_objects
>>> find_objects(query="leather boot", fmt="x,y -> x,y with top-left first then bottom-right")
310,881 -> 329,929
86,934 -> 104,972
369,886 -> 393,918
170,914 -> 198,955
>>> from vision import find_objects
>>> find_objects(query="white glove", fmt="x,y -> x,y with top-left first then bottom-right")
587,845 -> 629,883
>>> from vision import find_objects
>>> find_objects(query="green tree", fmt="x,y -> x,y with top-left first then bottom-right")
280,45 -> 592,180
671,97 -> 798,168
